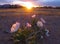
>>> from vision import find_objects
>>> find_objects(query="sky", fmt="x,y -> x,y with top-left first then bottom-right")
0,0 -> 60,6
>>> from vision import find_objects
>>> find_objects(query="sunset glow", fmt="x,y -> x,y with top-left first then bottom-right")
23,2 -> 33,9
12,1 -> 35,9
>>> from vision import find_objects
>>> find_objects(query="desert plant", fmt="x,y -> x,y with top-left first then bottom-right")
12,15 -> 49,44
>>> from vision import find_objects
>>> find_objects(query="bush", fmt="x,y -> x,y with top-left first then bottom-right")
12,15 -> 49,44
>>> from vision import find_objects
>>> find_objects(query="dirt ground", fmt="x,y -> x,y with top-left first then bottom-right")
0,8 -> 60,44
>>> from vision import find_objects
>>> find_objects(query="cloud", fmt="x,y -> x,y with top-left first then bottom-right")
43,1 -> 60,6
0,0 -> 60,6
0,0 -> 13,3
20,0 -> 38,1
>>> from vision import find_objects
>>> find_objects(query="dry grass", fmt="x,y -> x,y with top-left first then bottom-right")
0,8 -> 60,16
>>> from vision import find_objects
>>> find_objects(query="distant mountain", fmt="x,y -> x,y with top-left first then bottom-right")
0,4 -> 24,8
0,4 -> 60,9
